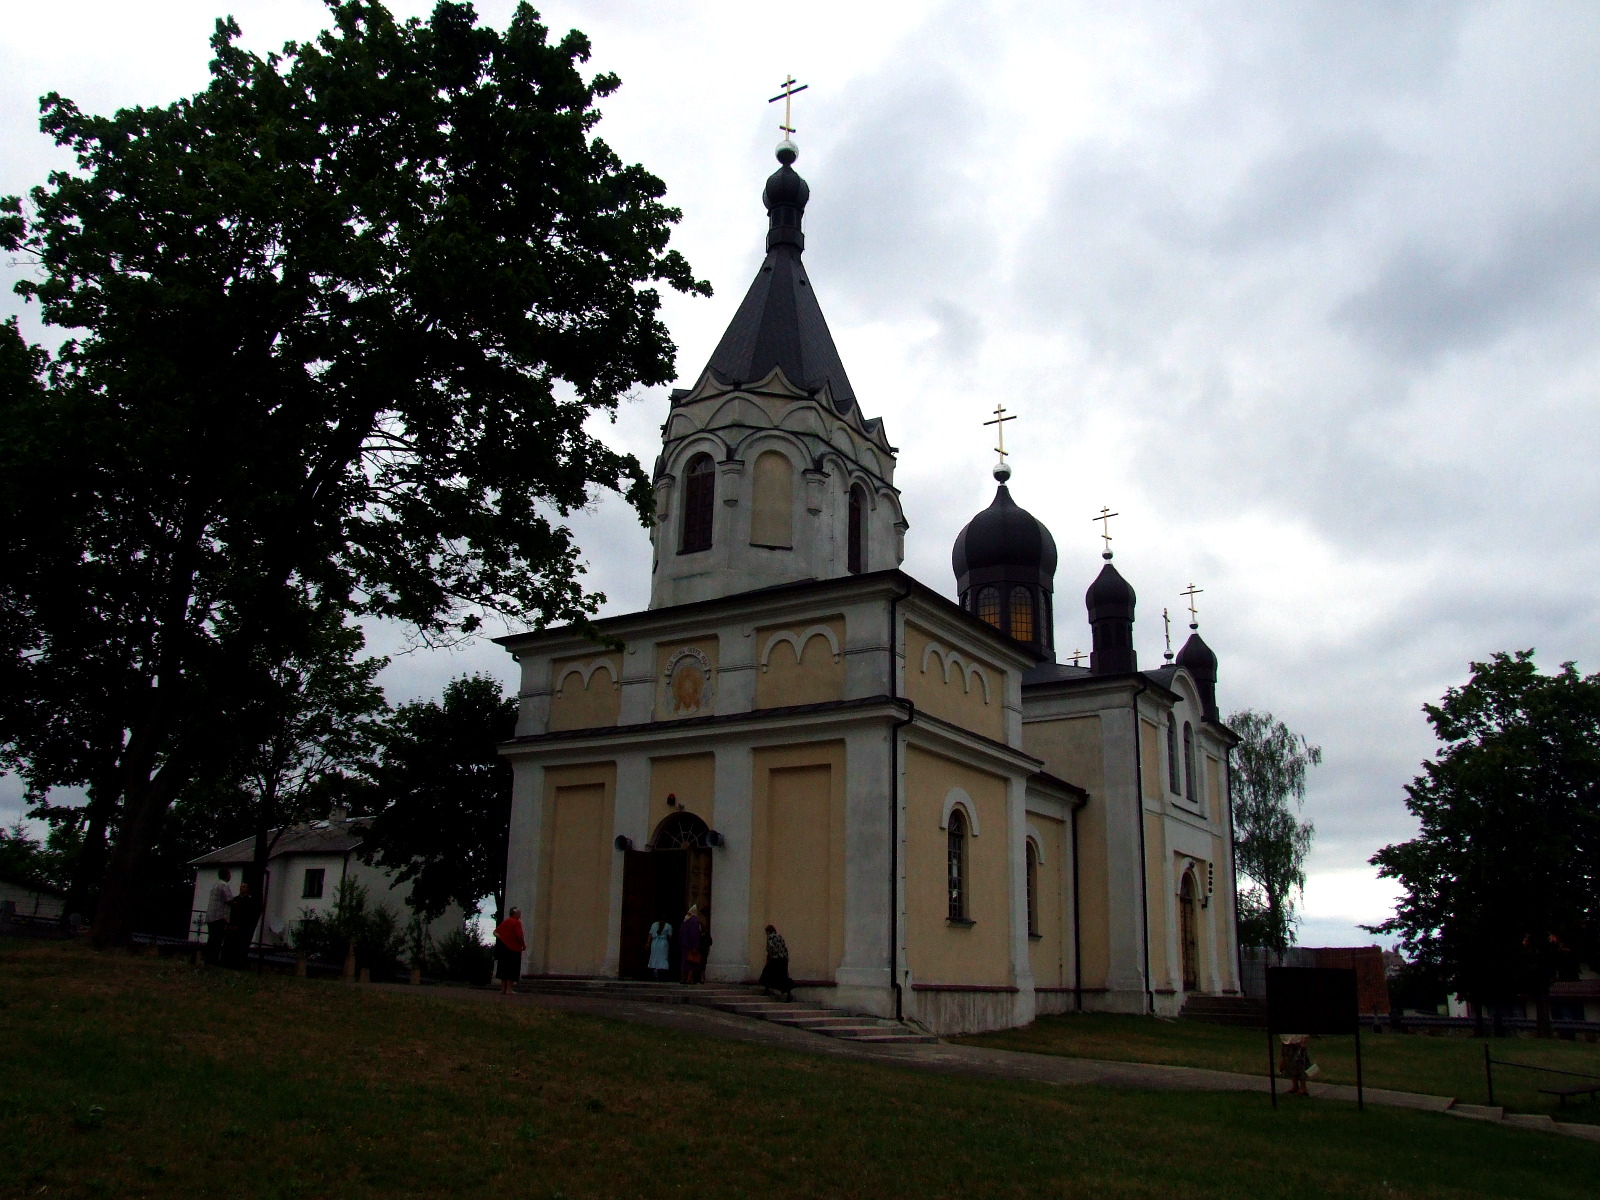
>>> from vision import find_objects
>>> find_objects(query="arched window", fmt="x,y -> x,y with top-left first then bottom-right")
847,484 -> 867,574
976,586 -> 1001,629
946,808 -> 968,921
1183,722 -> 1196,803
679,453 -> 715,553
1167,713 -> 1180,794
1042,592 -> 1053,650
750,449 -> 794,547
1025,840 -> 1039,937
1009,586 -> 1035,644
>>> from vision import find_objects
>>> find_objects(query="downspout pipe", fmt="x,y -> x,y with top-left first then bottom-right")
1130,677 -> 1153,1016
888,581 -> 914,1023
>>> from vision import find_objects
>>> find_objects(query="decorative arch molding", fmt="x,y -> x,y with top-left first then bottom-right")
940,788 -> 981,837
918,642 -> 994,705
729,427 -> 812,470
552,657 -> 620,696
1025,822 -> 1046,862
759,624 -> 842,671
662,432 -> 732,474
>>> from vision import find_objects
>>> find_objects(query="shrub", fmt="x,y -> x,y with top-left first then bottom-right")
431,925 -> 493,986
290,877 -> 405,976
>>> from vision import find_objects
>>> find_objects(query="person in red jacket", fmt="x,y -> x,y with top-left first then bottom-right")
494,907 -> 525,995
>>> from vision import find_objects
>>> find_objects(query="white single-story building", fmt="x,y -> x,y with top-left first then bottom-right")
187,810 -> 462,948
1,873 -> 66,923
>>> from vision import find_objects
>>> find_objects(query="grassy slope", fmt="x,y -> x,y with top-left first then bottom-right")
0,941 -> 1595,1200
960,1013 -> 1600,1122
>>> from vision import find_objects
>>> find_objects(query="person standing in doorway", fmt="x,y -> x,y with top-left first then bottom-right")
494,907 -> 525,995
647,917 -> 673,982
759,924 -> 793,1002
204,868 -> 234,965
679,906 -> 703,984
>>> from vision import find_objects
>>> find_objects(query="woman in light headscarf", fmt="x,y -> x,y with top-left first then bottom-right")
679,905 -> 703,984
759,924 -> 793,1002
646,916 -> 673,982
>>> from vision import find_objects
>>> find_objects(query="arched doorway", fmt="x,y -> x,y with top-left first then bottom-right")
1179,870 -> 1201,993
617,812 -> 714,980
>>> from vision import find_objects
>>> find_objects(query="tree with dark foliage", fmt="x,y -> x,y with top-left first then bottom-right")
1369,651 -> 1600,1036
0,2 -> 706,945
358,674 -> 517,921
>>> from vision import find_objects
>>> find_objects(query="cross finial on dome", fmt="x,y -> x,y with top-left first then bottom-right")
1093,506 -> 1119,560
769,75 -> 809,162
1181,583 -> 1204,629
983,404 -> 1016,481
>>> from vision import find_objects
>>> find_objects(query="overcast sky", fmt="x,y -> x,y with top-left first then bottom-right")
6,1 -> 1599,947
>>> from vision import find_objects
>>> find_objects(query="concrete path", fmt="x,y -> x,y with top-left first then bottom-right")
369,981 -> 1600,1143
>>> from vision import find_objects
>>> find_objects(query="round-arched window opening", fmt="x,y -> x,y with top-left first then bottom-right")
679,454 -> 716,554
652,810 -> 710,850
848,484 -> 868,574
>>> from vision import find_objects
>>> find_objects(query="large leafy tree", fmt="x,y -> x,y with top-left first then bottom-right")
0,1 -> 706,944
1370,651 -> 1600,1035
1228,708 -> 1320,957
357,673 -> 517,921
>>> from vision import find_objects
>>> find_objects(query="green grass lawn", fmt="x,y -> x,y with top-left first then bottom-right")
2,940 -> 1597,1199
959,1012 -> 1600,1123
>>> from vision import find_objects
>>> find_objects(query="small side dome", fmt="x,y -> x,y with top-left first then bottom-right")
1177,630 -> 1220,723
1086,561 -> 1135,621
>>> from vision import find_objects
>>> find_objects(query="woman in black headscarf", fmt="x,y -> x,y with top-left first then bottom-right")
758,924 -> 792,1002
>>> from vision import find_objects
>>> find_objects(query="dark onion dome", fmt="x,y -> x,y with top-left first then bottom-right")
1176,629 -> 1220,723
952,484 -> 1058,586
952,471 -> 1057,659
1085,558 -> 1136,675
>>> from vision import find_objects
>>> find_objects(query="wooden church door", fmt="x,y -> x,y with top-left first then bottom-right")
1179,872 -> 1200,992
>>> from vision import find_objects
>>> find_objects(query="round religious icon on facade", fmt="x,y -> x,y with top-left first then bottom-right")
663,647 -> 714,716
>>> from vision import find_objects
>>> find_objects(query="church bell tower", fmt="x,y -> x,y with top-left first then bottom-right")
648,130 -> 905,609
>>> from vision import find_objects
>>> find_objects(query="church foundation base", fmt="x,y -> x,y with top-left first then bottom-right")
906,985 -> 1030,1035
1078,988 -> 1154,1016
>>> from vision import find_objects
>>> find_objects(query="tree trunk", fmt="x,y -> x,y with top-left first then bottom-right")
63,771 -> 121,925
90,760 -> 180,947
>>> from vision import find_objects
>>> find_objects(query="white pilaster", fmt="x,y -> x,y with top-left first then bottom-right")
708,742 -> 753,981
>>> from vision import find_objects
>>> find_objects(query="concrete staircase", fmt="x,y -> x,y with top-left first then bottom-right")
1179,994 -> 1269,1028
517,978 -> 937,1044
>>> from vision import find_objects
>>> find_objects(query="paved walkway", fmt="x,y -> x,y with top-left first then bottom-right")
369,981 -> 1600,1143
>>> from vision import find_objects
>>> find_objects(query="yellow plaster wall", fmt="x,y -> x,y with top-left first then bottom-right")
902,622 -> 1004,741
540,762 -> 616,975
1027,815 -> 1066,988
905,745 -> 1011,986
1145,811 -> 1170,992
654,636 -> 719,721
648,753 -> 717,841
749,449 -> 794,547
548,653 -> 622,731
1024,715 -> 1107,990
1206,754 -> 1224,823
754,617 -> 845,709
1140,718 -> 1161,802
748,742 -> 846,981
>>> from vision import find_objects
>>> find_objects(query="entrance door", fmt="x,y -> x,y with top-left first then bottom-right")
616,813 -> 714,979
1180,872 -> 1200,992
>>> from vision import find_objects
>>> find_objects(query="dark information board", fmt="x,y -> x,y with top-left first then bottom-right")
1267,966 -> 1359,1035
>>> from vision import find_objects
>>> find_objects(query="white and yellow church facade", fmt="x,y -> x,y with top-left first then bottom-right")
498,140 -> 1240,1034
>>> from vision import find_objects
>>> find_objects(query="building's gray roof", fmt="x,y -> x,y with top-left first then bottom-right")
701,240 -> 857,414
188,820 -> 364,867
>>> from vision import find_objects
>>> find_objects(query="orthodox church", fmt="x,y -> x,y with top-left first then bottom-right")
497,134 -> 1241,1034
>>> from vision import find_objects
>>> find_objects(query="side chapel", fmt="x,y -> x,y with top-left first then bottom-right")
497,131 -> 1241,1034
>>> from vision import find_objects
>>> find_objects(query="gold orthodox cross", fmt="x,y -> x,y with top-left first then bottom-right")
1067,648 -> 1087,667
1181,583 -> 1204,626
769,75 -> 809,138
983,403 -> 1016,464
1093,506 -> 1119,554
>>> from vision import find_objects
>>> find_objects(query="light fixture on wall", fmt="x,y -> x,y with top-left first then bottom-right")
614,835 -> 635,852
703,830 -> 726,848
666,792 -> 680,809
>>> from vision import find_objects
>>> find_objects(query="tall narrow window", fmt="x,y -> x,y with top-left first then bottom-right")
1025,841 -> 1039,937
1183,722 -> 1196,803
750,450 -> 794,547
1009,586 -> 1035,644
946,808 -> 968,921
679,453 -> 715,553
1167,713 -> 1180,794
1042,592 -> 1053,650
847,484 -> 867,574
976,586 -> 1001,628
301,867 -> 325,899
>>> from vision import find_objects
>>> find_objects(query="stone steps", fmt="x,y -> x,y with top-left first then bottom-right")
517,977 -> 938,1044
